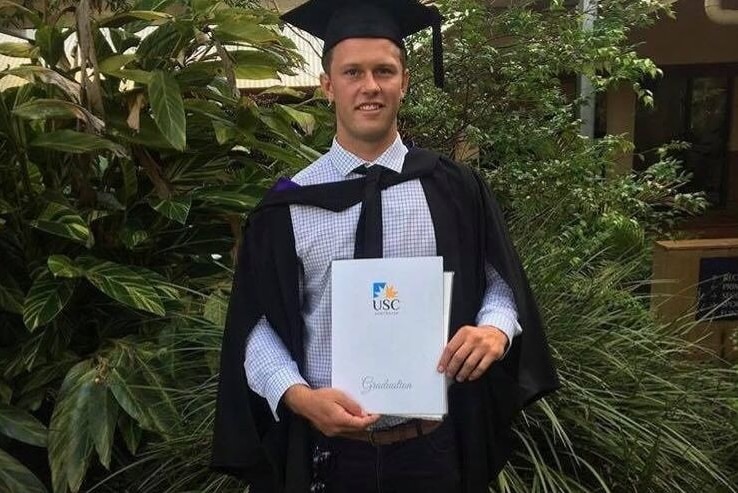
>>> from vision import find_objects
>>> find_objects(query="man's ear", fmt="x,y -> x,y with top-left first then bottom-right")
320,72 -> 334,104
402,68 -> 410,97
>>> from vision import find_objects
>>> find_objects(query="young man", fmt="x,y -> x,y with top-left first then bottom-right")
211,1 -> 559,492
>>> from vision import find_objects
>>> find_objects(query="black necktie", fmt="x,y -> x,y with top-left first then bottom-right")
256,147 -> 440,260
352,164 -> 389,259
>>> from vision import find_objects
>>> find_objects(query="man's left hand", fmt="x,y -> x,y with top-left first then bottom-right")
437,325 -> 508,382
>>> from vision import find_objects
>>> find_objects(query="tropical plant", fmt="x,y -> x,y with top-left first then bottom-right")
89,1 -> 738,492
2,0 -> 737,492
0,0 -> 329,491
86,0 -> 738,491
401,0 -> 738,491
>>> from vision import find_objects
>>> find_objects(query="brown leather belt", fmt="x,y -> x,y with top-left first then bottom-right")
337,419 -> 441,446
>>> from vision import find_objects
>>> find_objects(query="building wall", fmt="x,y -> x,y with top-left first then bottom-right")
631,0 -> 738,66
608,0 -> 738,182
606,82 -> 637,175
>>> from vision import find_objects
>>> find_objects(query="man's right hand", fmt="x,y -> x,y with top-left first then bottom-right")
283,385 -> 380,436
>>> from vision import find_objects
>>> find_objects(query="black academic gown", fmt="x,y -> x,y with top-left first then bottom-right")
210,146 -> 560,493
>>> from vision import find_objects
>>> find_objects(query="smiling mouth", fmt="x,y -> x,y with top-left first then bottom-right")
356,103 -> 384,111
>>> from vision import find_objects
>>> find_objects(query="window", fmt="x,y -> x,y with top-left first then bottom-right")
634,71 -> 732,208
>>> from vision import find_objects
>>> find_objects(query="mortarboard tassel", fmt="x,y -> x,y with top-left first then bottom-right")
432,14 -> 444,89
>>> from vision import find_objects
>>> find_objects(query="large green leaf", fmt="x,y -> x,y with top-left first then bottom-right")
2,329 -> 56,380
104,340 -> 179,434
214,19 -> 279,44
211,6 -> 280,25
250,139 -> 310,167
87,382 -> 117,469
276,104 -> 316,136
29,202 -> 92,246
275,33 -> 298,50
149,194 -> 191,224
47,255 -> 83,279
0,448 -> 47,493
260,85 -> 305,99
76,256 -> 165,316
1,66 -> 80,103
35,25 -> 66,67
193,81 -> 239,106
194,185 -> 261,213
99,54 -> 152,83
109,113 -> 172,149
13,99 -> 105,132
0,403 -> 47,447
163,154 -> 233,186
119,226 -> 149,250
23,270 -> 76,332
119,160 -> 139,204
259,112 -> 299,144
107,368 -> 153,430
98,53 -> 136,74
47,359 -> 120,489
175,61 -> 221,87
127,266 -> 180,301
0,269 -> 24,315
116,68 -> 153,84
136,21 -> 187,62
30,130 -> 126,157
48,361 -> 95,493
231,50 -> 280,80
233,64 -> 279,81
117,412 -> 141,455
98,9 -> 173,28
183,99 -> 231,125
148,70 -> 186,151
230,49 -> 285,67
26,161 -> 44,194
0,42 -> 39,58
212,120 -> 236,144
132,355 -> 178,432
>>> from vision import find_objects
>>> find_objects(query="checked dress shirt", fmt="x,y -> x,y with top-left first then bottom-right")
244,134 -> 522,428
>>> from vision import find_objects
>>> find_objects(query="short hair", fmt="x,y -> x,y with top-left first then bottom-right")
321,42 -> 408,75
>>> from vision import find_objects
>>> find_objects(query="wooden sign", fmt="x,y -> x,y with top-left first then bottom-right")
697,257 -> 738,321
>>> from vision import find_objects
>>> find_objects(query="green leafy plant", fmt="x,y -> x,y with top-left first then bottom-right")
400,0 -> 738,491
0,0 -> 329,491
3,0 -> 737,492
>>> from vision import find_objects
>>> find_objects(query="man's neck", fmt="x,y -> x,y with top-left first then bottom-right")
335,132 -> 398,163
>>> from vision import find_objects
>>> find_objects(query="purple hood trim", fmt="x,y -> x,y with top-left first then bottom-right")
272,177 -> 301,192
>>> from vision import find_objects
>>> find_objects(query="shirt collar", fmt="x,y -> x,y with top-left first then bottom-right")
329,134 -> 408,176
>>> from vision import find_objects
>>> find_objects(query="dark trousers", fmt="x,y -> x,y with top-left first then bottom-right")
313,420 -> 462,493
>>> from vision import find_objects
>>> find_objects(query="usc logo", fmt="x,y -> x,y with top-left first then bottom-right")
372,283 -> 401,312
373,298 -> 401,311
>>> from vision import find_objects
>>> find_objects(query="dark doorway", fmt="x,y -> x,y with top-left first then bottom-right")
634,70 -> 733,208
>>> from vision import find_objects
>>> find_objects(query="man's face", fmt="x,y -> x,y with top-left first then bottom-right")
320,38 -> 409,148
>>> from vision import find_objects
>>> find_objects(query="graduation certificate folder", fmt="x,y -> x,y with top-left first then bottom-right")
331,256 -> 453,418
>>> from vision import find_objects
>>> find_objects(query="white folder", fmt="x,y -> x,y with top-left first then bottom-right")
331,256 -> 453,418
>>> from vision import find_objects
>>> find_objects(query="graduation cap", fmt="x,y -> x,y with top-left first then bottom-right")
281,0 -> 445,88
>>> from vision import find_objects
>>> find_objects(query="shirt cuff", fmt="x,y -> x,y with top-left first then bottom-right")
476,312 -> 521,359
261,365 -> 308,421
